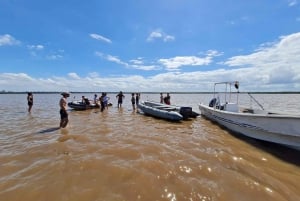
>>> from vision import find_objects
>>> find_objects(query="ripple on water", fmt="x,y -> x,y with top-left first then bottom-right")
0,93 -> 300,201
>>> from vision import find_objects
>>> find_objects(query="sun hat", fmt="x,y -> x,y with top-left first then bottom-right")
61,92 -> 70,97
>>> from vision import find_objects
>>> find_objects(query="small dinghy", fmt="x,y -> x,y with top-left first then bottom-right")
68,101 -> 99,110
138,100 -> 199,121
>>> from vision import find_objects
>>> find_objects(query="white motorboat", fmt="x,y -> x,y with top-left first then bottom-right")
138,100 -> 199,121
198,81 -> 300,150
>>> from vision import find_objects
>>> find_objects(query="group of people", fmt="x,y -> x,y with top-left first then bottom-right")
82,92 -> 111,112
130,92 -> 140,110
59,91 -> 141,128
66,91 -> 141,111
115,91 -> 141,110
27,91 -> 168,129
160,92 -> 171,105
99,92 -> 110,112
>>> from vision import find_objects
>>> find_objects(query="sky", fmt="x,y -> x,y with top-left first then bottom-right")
0,0 -> 300,92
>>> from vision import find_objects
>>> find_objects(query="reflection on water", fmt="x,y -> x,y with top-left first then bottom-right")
0,93 -> 300,201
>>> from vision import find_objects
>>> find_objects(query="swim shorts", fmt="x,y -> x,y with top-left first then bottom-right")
60,109 -> 68,119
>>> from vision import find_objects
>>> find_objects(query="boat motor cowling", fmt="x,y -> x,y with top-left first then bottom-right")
179,107 -> 193,119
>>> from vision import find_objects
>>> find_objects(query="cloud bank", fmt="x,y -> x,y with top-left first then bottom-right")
1,32 -> 300,92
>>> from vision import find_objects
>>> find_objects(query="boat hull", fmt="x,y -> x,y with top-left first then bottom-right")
199,103 -> 300,150
138,102 -> 183,121
141,101 -> 198,119
68,102 -> 99,110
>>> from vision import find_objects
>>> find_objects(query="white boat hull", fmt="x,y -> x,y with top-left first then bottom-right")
199,103 -> 300,150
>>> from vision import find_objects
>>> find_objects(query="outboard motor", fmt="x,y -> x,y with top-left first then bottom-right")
179,107 -> 193,119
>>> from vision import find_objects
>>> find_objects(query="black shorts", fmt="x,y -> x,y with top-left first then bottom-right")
28,102 -> 33,106
60,109 -> 68,119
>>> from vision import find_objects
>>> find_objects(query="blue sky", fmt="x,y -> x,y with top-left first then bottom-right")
0,0 -> 300,92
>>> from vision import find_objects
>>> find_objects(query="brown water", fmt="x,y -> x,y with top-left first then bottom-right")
1,93 -> 300,201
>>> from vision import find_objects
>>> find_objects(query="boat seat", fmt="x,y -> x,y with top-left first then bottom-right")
225,103 -> 238,112
242,108 -> 254,113
162,108 -> 177,111
152,105 -> 176,110
154,105 -> 171,108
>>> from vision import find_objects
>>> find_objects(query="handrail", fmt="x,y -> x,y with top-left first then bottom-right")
213,81 -> 239,104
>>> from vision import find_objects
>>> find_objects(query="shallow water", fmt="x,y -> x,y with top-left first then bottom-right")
0,93 -> 300,201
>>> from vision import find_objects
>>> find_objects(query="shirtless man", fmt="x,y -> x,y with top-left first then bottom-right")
59,92 -> 69,128
116,91 -> 125,108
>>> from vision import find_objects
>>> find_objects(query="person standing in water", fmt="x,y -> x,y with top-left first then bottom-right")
59,92 -> 70,128
160,93 -> 164,104
93,94 -> 98,104
116,91 -> 125,108
103,92 -> 110,109
100,92 -> 107,112
131,93 -> 136,110
27,92 -> 33,112
164,93 -> 171,105
135,93 -> 140,106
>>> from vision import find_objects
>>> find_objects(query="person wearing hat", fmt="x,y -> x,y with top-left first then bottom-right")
59,92 -> 70,128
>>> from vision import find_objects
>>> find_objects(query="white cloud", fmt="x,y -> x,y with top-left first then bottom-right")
45,50 -> 64,60
46,54 -> 63,60
95,51 -> 127,65
90,33 -> 112,43
146,30 -> 175,42
223,32 -> 300,87
88,72 -> 99,78
147,31 -> 162,41
130,59 -> 144,65
27,45 -> 44,50
97,50 -> 220,71
288,0 -> 298,6
27,44 -> 44,57
163,35 -> 175,42
96,52 -> 158,70
68,72 -> 80,79
158,50 -> 221,71
159,56 -> 210,71
2,33 -> 300,92
106,55 -> 126,65
0,34 -> 20,46
224,32 -> 300,69
0,61 -> 299,92
131,64 -> 158,71
129,58 -> 159,70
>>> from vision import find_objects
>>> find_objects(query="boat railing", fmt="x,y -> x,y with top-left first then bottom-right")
213,81 -> 239,105
247,93 -> 265,110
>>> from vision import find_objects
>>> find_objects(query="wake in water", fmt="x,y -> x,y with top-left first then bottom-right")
37,127 -> 60,134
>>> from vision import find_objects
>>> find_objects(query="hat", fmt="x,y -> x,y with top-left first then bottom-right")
61,92 -> 70,96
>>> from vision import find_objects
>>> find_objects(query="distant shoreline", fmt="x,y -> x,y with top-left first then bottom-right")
1,91 -> 299,94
